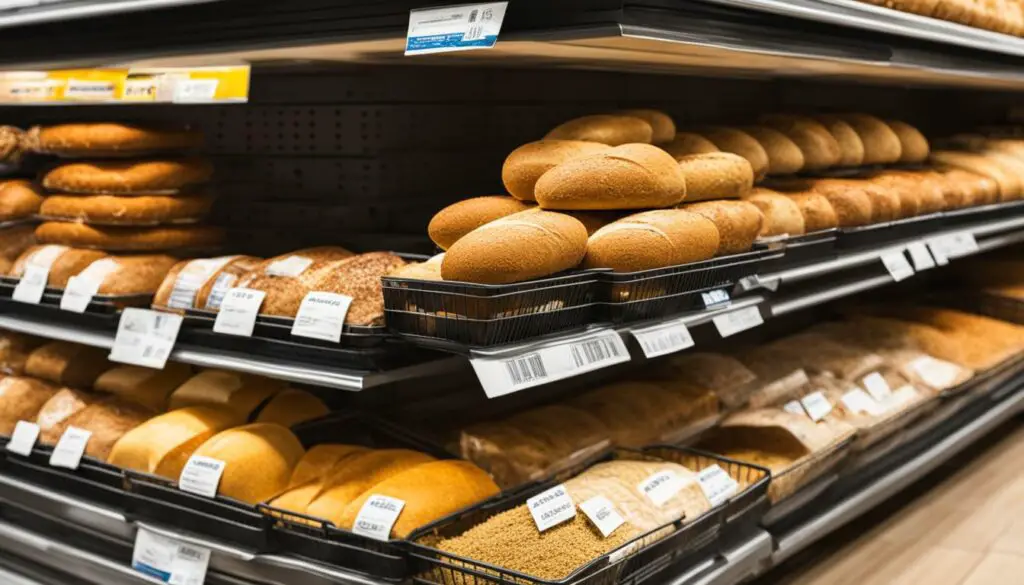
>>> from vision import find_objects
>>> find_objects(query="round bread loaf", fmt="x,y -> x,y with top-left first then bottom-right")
501,140 -> 611,201
35,222 -> 224,251
534,143 -> 686,210
758,114 -> 841,170
39,193 -> 214,225
887,120 -> 929,163
192,423 -> 305,504
441,209 -> 588,284
743,188 -> 806,236
28,123 -> 202,157
806,178 -> 900,223
742,126 -> 805,175
41,158 -> 213,194
428,196 -> 533,250
682,200 -> 764,255
816,189 -> 872,227
869,172 -> 944,214
840,114 -> 903,165
814,116 -> 865,167
583,209 -> 719,271
618,109 -> 675,143
785,192 -> 839,232
544,115 -> 653,145
695,127 -> 770,179
677,152 -> 754,202
931,151 -> 1022,201
661,132 -> 719,159
0,180 -> 42,221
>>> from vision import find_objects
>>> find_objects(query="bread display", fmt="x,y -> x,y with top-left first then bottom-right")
743,189 -> 806,236
35,222 -> 224,251
0,180 -> 42,221
695,127 -> 770,178
41,159 -> 214,194
543,114 -> 653,145
93,362 -> 193,412
12,252 -> 178,296
168,370 -> 287,417
682,200 -> 763,255
36,388 -> 100,444
27,123 -> 202,157
583,209 -> 719,271
839,114 -> 903,165
886,120 -> 930,163
255,388 -> 330,428
0,377 -> 60,435
618,109 -> 675,143
152,255 -> 261,310
39,193 -> 214,225
758,115 -> 841,170
191,423 -> 305,504
428,196 -> 533,250
662,132 -> 720,158
742,126 -> 805,175
25,341 -> 111,388
675,152 -> 754,202
501,141 -> 612,202
10,246 -> 108,287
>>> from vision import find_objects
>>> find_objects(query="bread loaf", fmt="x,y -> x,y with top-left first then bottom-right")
288,444 -> 369,489
153,256 -> 256,310
255,388 -> 329,428
617,110 -> 675,143
10,246 -> 107,288
662,133 -> 719,159
676,152 -> 754,202
840,114 -> 903,165
785,192 -> 839,232
39,193 -> 214,225
868,172 -> 945,214
534,143 -> 687,210
441,209 -> 587,284
35,223 -> 223,252
36,388 -> 100,444
887,120 -> 929,163
428,196 -> 533,250
168,370 -> 287,418
0,126 -> 24,166
57,398 -> 154,461
0,331 -> 46,375
232,247 -> 352,314
583,209 -> 719,271
195,256 -> 262,310
544,115 -> 653,145
28,123 -> 202,157
0,377 -> 60,435
25,341 -> 111,388
107,406 -> 241,478
94,362 -> 193,411
695,127 -> 770,179
804,178 -> 901,223
387,255 -> 443,281
742,126 -> 805,175
931,151 -> 1023,201
502,141 -> 611,202
941,169 -> 998,206
0,180 -> 42,221
41,159 -> 213,194
191,423 -> 305,504
814,116 -> 865,167
682,200 -> 764,255
0,225 -> 37,270
83,255 -> 179,295
743,188 -> 806,236
758,115 -> 841,170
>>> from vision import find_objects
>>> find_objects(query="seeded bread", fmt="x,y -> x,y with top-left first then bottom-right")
785,192 -> 839,232
682,200 -> 764,255
10,246 -> 108,287
191,423 -> 305,504
41,159 -> 213,194
153,256 -> 262,311
676,152 -> 754,202
0,180 -> 42,221
502,141 -> 613,201
839,114 -> 903,165
39,193 -> 214,225
742,126 -> 805,175
886,120 -> 930,163
28,123 -> 202,157
583,209 -> 719,271
814,116 -> 865,167
36,222 -> 223,251
544,115 -> 653,145
617,109 -> 675,143
25,341 -> 112,388
662,132 -> 719,159
255,388 -> 329,428
695,127 -> 770,179
758,115 -> 841,170
743,188 -> 806,236
428,196 -> 533,250
0,376 -> 60,435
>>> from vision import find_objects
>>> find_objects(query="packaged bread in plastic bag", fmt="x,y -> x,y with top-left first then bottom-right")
652,352 -> 759,411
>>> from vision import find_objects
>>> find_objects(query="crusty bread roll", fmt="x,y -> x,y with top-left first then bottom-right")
743,188 -> 806,236
887,120 -> 929,163
36,388 -> 100,445
441,209 -> 588,284
869,171 -> 945,214
758,114 -> 841,170
677,152 -> 754,202
255,388 -> 329,428
840,114 -> 903,165
617,109 -> 675,143
544,115 -> 653,145
0,377 -> 60,436
387,255 -> 443,281
941,169 -> 998,206
805,178 -> 901,223
39,193 -> 214,225
28,123 -> 202,157
41,159 -> 213,194
814,116 -> 865,167
428,196 -> 533,250
742,126 -> 805,175
816,189 -> 873,227
501,140 -> 611,201
0,180 -> 42,221
695,127 -> 770,179
35,223 -> 223,251
10,246 -> 108,288
785,192 -> 839,232
662,132 -> 719,159
931,151 -> 1023,201
583,209 -> 719,271
682,200 -> 764,255
192,423 -> 305,504
534,143 -> 686,210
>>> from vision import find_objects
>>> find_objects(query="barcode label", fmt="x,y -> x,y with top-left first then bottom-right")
406,2 -> 508,55
133,527 -> 211,585
631,318 -> 694,358
861,372 -> 892,402
504,353 -> 547,385
701,289 -> 730,308
570,337 -> 623,367
800,391 -> 833,422
712,306 -> 763,338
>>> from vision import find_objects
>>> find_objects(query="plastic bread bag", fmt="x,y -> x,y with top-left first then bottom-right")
640,373 -> 721,444
874,348 -> 973,392
761,332 -> 887,382
731,344 -> 814,410
652,352 -> 760,411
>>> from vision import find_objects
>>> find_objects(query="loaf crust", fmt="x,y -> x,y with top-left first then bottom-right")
428,196 -> 533,250
758,115 -> 841,171
0,225 -> 36,267
840,114 -> 903,165
544,115 -> 653,145
940,169 -> 998,206
153,255 -> 261,310
815,116 -> 865,167
617,109 -> 676,143
196,256 -> 262,309
677,152 -> 754,202
192,423 -> 305,504
785,192 -> 839,232
28,123 -> 202,157
742,126 -> 805,175
39,193 -> 214,225
583,209 -> 720,271
502,140 -> 611,201
743,188 -> 806,236
0,180 -> 42,221
0,377 -> 60,435
696,127 -> 770,179
805,178 -> 901,223
933,151 -> 1023,200
869,172 -> 945,214
886,120 -> 930,163
26,341 -> 111,388
683,200 -> 764,255
10,245 -> 108,287
662,132 -> 719,159
36,222 -> 224,251
42,158 -> 213,194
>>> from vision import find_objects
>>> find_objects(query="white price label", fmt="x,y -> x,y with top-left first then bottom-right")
927,238 -> 950,266
173,79 -> 219,103
783,400 -> 805,415
909,356 -> 962,389
527,485 -> 576,532
60,275 -> 101,313
712,306 -> 763,338
881,385 -> 920,411
907,242 -> 936,271
841,388 -> 886,417
132,527 -> 211,585
265,255 -> 313,277
178,455 -> 226,498
881,250 -> 914,282
800,391 -> 834,422
65,78 -> 115,100
578,495 -> 624,538
696,464 -> 739,507
352,495 -> 406,541
109,308 -> 183,370
701,289 -> 731,308
638,469 -> 688,507
631,318 -> 694,358
470,330 -> 630,398
5,421 -> 39,456
861,372 -> 892,402
291,291 -> 353,343
213,288 -> 265,337
12,264 -> 49,304
406,2 -> 508,55
49,426 -> 91,469
947,232 -> 979,257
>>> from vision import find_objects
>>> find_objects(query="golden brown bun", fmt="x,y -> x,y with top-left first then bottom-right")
0,377 -> 60,435
36,388 -> 100,444
583,209 -> 720,271
816,189 -> 873,227
932,151 -> 1023,201
534,143 -> 687,210
441,209 -> 588,284
677,152 -> 754,202
869,171 -> 945,214
192,423 -> 305,504
785,192 -> 839,232
662,133 -> 719,159
804,178 -> 901,223
0,225 -> 36,264
10,246 -> 108,287
39,193 -> 214,225
840,114 -> 903,165
26,341 -> 111,388
941,169 -> 998,206
255,389 -> 329,428
427,196 -> 533,250
0,181 -> 42,221
814,116 -> 865,167
501,140 -> 611,201
35,223 -> 223,252
742,126 -> 805,175
696,127 -> 770,179
617,109 -> 676,144
29,123 -> 202,157
758,115 -> 841,170
682,200 -> 764,255
544,115 -> 653,145
743,188 -> 806,236
59,398 -> 154,461
887,120 -> 930,163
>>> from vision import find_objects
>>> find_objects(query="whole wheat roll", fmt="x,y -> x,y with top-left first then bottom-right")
427,196 -> 533,250
662,133 -> 719,159
0,180 -> 43,221
544,115 -> 653,145
743,188 -> 806,236
682,200 -> 764,255
887,120 -> 930,163
695,127 -> 770,179
583,209 -> 719,271
441,209 -> 588,284
534,143 -> 687,210
742,126 -> 805,175
501,140 -> 611,201
758,114 -> 841,170
618,109 -> 676,144
931,150 -> 1022,200
814,115 -> 865,167
840,114 -> 903,165
677,152 -> 754,202
785,192 -> 839,232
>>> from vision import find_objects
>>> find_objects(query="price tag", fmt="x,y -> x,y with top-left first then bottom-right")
352,495 -> 406,541
783,400 -> 805,416
841,388 -> 886,416
213,288 -> 265,337
927,238 -> 950,266
132,527 -> 211,585
65,78 -> 115,100
631,318 -> 694,358
265,255 -> 313,277
947,232 -> 979,257
909,356 -> 962,389
800,391 -> 834,422
882,385 -> 920,410
173,79 -> 219,103
578,495 -> 624,538
109,308 -> 183,370
49,426 -> 91,469
696,464 -> 739,507
881,250 -> 914,282
406,2 -> 508,55
712,306 -> 763,338
12,263 -> 49,304
5,421 -> 39,456
527,485 -> 575,532
907,242 -> 936,271
470,330 -> 630,398
178,455 -> 225,498
291,291 -> 353,343
60,275 -> 101,313
638,469 -> 688,507
861,372 -> 892,402
701,289 -> 731,308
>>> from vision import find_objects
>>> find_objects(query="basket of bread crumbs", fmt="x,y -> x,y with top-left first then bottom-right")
405,448 -> 769,585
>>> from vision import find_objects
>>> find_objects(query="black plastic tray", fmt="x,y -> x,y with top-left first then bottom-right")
942,199 -> 1024,228
0,276 -> 152,312
183,307 -> 391,349
0,441 -> 129,511
835,213 -> 946,249
757,230 -> 838,273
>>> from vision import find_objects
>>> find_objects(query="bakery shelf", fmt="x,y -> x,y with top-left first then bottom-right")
0,0 -> 219,30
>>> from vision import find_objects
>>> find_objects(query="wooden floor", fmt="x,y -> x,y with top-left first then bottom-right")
756,419 -> 1024,585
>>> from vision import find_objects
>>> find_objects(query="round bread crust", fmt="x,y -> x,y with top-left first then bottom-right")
0,180 -> 43,221
30,123 -> 202,156
677,152 -> 754,202
696,127 -> 770,179
785,192 -> 839,232
41,159 -> 213,194
544,115 -> 653,145
815,116 -> 865,167
682,200 -> 764,255
662,133 -> 719,159
840,114 -> 903,165
428,196 -> 533,250
35,222 -> 223,251
743,188 -> 806,236
583,209 -> 719,271
618,109 -> 676,144
742,126 -> 805,175
39,193 -> 214,225
501,140 -> 611,201
887,120 -> 930,163
758,115 -> 841,170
